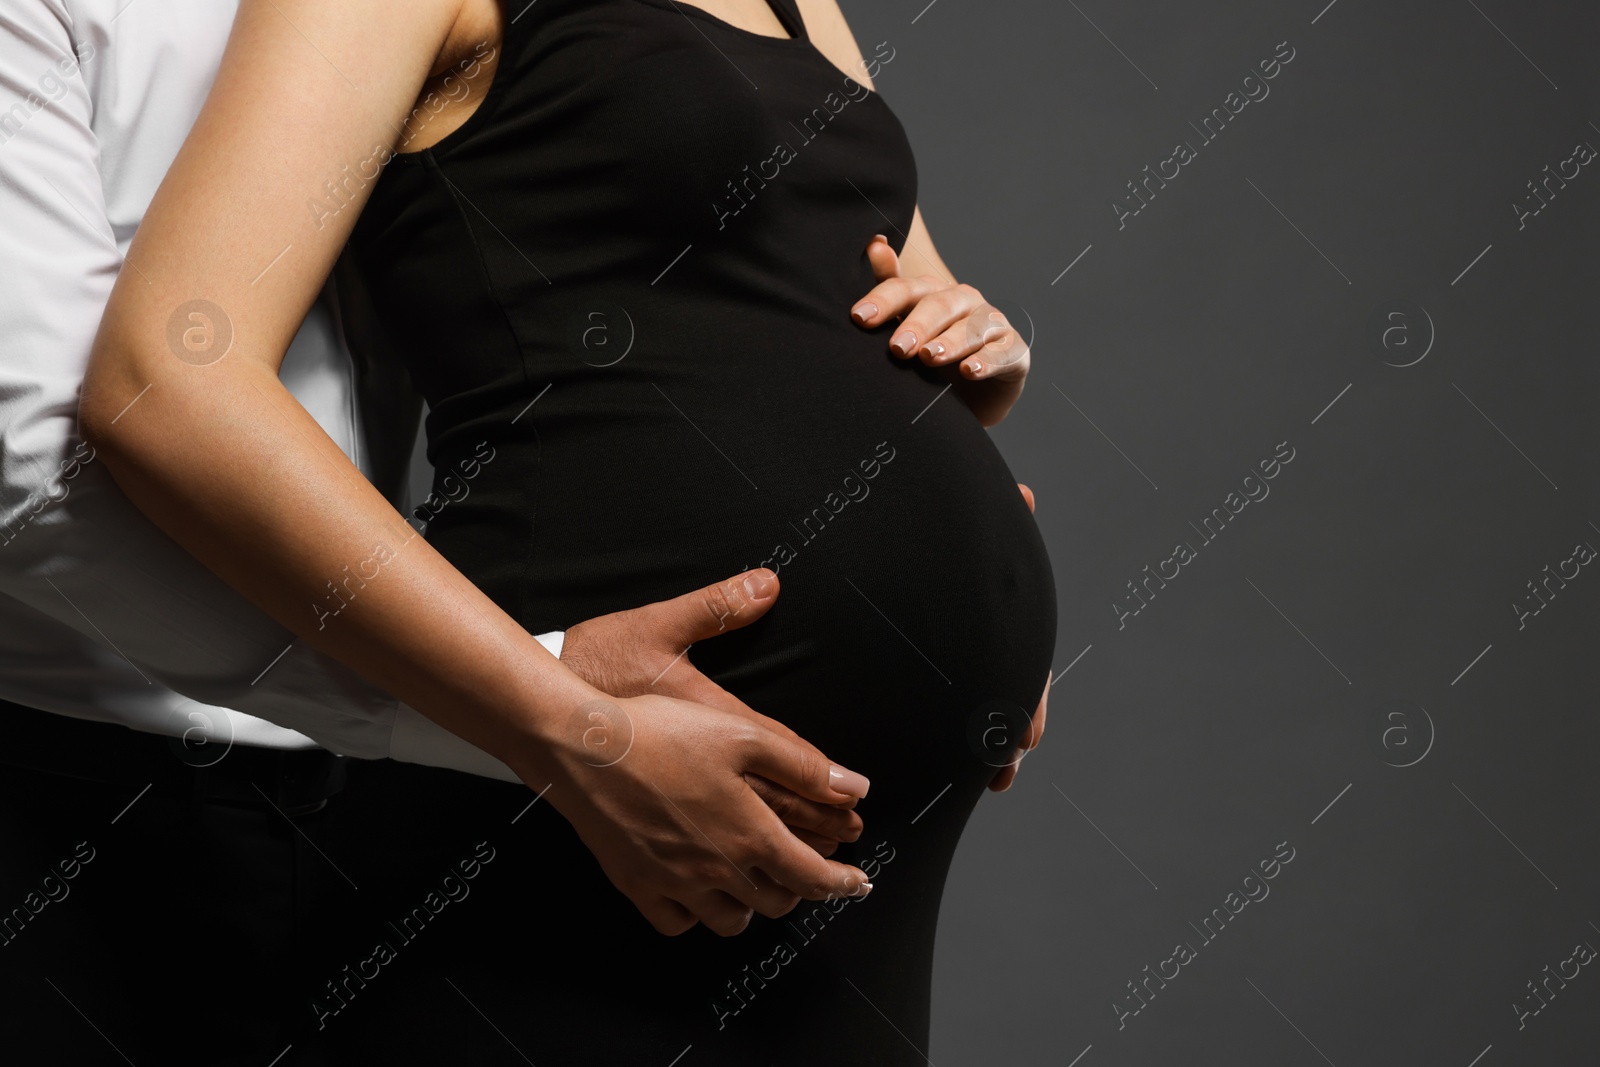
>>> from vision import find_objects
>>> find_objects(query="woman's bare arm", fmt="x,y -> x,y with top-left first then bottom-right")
79,0 -> 872,935
805,0 -> 1027,423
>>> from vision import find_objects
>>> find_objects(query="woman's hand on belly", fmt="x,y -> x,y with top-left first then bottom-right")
989,666 -> 1050,792
533,691 -> 876,938
850,235 -> 1030,427
559,567 -> 864,855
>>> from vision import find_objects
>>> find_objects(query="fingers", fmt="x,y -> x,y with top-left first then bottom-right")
789,828 -> 840,857
1030,670 -> 1051,747
989,734 -> 1028,792
727,865 -> 807,921
850,248 -> 1025,380
694,862 -> 799,928
991,671 -> 1051,793
685,856 -> 861,934
850,273 -> 948,336
665,682 -> 859,813
915,313 -> 994,368
892,284 -> 992,364
744,772 -> 864,844
849,236 -> 902,327
687,801 -> 867,926
767,847 -> 873,904
957,326 -> 1030,381
726,793 -> 872,903
589,693 -> 877,940
892,285 -> 989,361
561,569 -> 779,698
649,568 -> 780,651
637,894 -> 699,936
674,888 -> 758,937
739,726 -> 869,805
1018,483 -> 1035,513
906,300 -> 1028,381
686,800 -> 868,929
851,235 -> 1030,416
865,232 -> 899,282
702,896 -> 758,937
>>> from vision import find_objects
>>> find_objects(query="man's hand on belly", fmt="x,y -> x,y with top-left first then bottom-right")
559,568 -> 865,854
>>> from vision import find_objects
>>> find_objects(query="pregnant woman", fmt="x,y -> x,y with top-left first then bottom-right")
81,0 -> 1054,1063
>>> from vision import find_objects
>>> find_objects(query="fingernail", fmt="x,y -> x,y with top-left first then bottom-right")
742,569 -> 775,599
890,330 -> 916,357
925,341 -> 945,360
965,358 -> 983,375
829,764 -> 870,798
852,301 -> 878,325
872,233 -> 887,244
854,880 -> 874,896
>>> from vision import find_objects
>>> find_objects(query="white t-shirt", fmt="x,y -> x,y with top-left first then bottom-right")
0,0 -> 552,781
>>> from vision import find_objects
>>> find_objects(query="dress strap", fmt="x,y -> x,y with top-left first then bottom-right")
764,0 -> 809,41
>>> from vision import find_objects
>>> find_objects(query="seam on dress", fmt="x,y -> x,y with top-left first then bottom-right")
426,153 -> 543,631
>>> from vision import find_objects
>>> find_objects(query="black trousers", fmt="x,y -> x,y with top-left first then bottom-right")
2,701 -> 879,1065
0,701 -> 348,1065
0,702 -> 570,1066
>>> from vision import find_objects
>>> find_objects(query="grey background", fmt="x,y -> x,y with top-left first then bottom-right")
819,1 -> 1594,1064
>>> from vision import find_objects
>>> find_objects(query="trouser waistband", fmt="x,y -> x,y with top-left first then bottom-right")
0,700 -> 347,815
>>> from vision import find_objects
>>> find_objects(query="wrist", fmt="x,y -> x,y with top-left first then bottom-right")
474,635 -> 611,788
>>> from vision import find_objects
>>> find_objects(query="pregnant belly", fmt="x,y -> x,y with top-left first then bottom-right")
421,313 -> 1056,793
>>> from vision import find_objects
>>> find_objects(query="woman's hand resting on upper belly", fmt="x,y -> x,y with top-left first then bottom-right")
850,233 -> 1029,427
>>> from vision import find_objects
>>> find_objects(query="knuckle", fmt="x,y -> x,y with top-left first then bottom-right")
919,291 -> 954,320
647,905 -> 695,936
714,913 -> 753,938
727,719 -> 765,756
988,336 -> 1026,364
702,583 -> 738,629
792,746 -> 826,792
693,858 -> 737,885
724,832 -> 761,864
802,873 -> 835,900
760,894 -> 802,919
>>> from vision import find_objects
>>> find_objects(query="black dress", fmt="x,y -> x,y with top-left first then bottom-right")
323,0 -> 1057,1062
